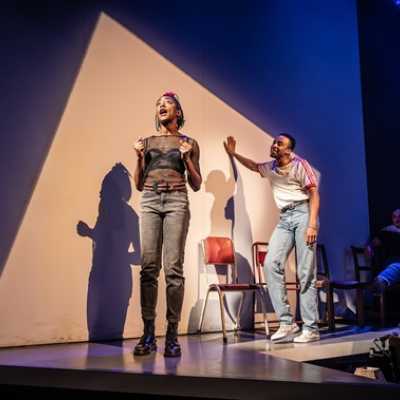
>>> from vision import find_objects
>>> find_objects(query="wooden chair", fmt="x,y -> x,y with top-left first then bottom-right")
323,244 -> 368,330
313,244 -> 331,324
351,246 -> 400,327
198,237 -> 270,343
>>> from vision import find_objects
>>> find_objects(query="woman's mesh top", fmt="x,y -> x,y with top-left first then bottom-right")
142,134 -> 201,191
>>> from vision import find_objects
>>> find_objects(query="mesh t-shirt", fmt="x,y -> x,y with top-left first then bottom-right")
143,134 -> 201,190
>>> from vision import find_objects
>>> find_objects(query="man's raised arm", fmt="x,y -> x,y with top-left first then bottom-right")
223,136 -> 259,172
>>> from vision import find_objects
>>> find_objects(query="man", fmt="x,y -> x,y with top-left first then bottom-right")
367,209 -> 400,292
224,134 -> 320,343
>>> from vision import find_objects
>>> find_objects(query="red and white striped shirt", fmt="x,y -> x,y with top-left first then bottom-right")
258,155 -> 318,210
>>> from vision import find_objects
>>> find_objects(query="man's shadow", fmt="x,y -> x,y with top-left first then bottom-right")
225,156 -> 270,330
77,163 -> 140,341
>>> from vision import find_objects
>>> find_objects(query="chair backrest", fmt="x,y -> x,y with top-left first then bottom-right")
316,244 -> 330,280
251,241 -> 268,284
350,246 -> 372,282
202,236 -> 236,283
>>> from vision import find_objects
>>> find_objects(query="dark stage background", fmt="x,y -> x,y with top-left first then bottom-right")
357,0 -> 400,235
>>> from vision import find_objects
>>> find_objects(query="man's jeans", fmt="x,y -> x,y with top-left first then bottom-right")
140,190 -> 190,323
264,202 -> 319,332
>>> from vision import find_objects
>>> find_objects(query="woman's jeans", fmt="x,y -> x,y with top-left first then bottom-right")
140,190 -> 190,324
264,202 -> 319,332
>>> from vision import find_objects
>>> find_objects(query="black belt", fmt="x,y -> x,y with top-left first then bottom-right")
280,200 -> 309,213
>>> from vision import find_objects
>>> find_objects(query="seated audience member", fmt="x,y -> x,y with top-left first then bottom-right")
366,209 -> 400,292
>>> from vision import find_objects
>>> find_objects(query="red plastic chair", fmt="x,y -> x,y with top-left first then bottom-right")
198,237 -> 270,343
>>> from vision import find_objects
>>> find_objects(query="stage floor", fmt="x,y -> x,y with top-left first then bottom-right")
0,325 -> 399,399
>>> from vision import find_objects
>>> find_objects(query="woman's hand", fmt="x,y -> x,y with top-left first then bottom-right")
77,221 -> 92,237
133,137 -> 145,158
179,139 -> 192,159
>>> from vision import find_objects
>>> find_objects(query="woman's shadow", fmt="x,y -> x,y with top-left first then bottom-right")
77,163 -> 141,342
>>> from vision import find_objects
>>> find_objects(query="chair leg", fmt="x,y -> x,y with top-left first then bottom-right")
222,295 -> 238,327
255,288 -> 270,337
379,292 -> 386,328
327,285 -> 335,331
320,290 -> 328,324
235,292 -> 245,334
356,287 -> 365,327
216,289 -> 228,343
198,288 -> 212,334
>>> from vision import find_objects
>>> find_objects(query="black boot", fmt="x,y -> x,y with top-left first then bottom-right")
133,320 -> 157,356
164,322 -> 181,358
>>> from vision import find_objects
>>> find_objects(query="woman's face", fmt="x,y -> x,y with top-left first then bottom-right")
156,95 -> 180,126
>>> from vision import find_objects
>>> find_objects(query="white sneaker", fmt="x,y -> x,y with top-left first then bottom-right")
293,330 -> 320,343
271,324 -> 300,341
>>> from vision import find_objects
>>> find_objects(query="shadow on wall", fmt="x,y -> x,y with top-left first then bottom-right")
228,156 -> 261,330
204,169 -> 235,236
77,163 -> 140,341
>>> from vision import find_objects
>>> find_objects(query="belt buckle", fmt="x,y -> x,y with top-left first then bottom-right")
152,181 -> 161,193
282,202 -> 294,213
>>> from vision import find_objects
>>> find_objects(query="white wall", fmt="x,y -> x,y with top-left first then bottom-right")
0,14 -> 286,346
0,2 -> 369,346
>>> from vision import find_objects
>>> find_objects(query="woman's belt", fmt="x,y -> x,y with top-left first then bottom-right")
143,181 -> 187,193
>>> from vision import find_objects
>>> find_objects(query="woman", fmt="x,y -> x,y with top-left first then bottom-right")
133,92 -> 202,357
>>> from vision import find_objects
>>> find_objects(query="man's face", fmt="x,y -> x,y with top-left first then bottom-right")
392,210 -> 400,228
156,96 -> 180,126
270,135 -> 292,159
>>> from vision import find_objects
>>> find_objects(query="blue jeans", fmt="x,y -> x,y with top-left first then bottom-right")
378,263 -> 400,286
264,202 -> 318,332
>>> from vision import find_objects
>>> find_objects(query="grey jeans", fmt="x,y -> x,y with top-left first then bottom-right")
264,202 -> 319,332
140,190 -> 190,323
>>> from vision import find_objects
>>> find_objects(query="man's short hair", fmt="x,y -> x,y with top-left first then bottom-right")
279,133 -> 296,150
